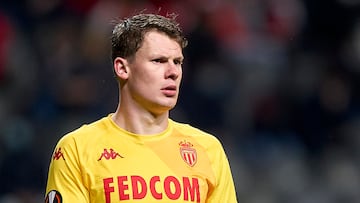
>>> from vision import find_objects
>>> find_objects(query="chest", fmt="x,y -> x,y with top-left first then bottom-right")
80,138 -> 213,203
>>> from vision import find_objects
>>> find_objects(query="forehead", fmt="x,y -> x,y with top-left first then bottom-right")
138,31 -> 183,56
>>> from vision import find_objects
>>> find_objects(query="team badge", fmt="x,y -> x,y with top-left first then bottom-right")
179,140 -> 197,167
45,190 -> 62,203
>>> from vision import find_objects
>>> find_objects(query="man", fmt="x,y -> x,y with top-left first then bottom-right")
45,13 -> 238,203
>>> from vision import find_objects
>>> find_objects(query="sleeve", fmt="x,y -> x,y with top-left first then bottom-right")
45,134 -> 90,203
206,139 -> 238,203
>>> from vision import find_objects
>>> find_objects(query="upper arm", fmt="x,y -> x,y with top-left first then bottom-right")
45,135 -> 90,203
206,139 -> 238,203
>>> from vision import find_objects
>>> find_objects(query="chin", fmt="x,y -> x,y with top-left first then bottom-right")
158,102 -> 177,112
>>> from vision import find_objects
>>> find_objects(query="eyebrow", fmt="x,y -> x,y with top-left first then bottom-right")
150,53 -> 184,60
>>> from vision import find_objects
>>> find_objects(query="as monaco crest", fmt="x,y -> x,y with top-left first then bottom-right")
179,140 -> 197,167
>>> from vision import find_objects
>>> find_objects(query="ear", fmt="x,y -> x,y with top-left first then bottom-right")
113,57 -> 129,80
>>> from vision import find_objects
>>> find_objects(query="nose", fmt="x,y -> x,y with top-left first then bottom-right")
165,62 -> 181,80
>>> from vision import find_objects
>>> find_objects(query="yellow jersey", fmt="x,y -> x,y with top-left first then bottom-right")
45,115 -> 237,203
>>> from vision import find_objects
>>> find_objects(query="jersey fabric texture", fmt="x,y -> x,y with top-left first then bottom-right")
45,114 -> 237,203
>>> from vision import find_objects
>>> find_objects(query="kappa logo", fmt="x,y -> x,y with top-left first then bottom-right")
53,147 -> 65,160
45,190 -> 62,203
179,140 -> 197,167
98,148 -> 124,161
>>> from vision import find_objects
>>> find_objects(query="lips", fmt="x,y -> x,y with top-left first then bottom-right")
161,85 -> 177,96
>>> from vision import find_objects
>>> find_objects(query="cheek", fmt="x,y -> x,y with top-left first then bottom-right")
132,68 -> 154,82
177,72 -> 183,84
132,73 -> 158,92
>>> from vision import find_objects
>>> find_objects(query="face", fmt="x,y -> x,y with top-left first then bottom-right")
124,31 -> 184,115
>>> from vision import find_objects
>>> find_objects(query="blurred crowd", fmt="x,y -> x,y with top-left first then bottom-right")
1,0 -> 360,202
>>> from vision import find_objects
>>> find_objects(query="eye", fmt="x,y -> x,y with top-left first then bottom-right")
174,59 -> 183,65
152,58 -> 166,63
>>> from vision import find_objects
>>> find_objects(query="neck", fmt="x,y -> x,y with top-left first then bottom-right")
111,103 -> 170,135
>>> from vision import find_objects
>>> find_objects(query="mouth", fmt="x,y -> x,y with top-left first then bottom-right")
161,85 -> 177,97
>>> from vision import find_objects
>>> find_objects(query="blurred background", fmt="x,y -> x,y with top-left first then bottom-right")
1,0 -> 360,202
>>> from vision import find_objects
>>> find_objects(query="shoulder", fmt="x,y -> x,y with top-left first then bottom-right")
57,116 -> 110,146
170,120 -> 223,148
